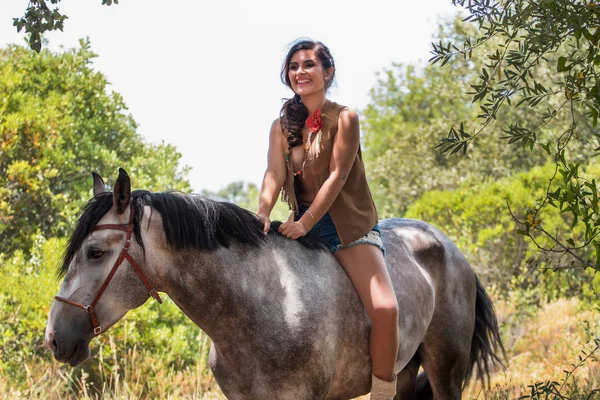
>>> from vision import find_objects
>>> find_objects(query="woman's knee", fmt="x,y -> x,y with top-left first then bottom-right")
370,297 -> 399,326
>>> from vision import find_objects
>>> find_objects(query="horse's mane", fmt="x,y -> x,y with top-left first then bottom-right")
58,190 -> 327,279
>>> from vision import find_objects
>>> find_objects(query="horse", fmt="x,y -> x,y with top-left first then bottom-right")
45,168 -> 504,400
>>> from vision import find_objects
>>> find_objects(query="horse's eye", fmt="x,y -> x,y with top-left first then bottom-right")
87,249 -> 105,260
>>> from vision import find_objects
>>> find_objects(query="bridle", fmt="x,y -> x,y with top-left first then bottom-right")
54,204 -> 162,336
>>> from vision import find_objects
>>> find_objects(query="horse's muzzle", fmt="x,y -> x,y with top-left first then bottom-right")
50,333 -> 91,367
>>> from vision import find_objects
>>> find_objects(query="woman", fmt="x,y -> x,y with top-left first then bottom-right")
257,39 -> 399,400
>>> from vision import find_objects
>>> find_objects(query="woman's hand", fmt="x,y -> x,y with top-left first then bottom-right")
278,220 -> 309,240
257,212 -> 271,235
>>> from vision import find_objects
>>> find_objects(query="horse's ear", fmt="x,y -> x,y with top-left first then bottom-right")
113,168 -> 131,215
92,172 -> 106,197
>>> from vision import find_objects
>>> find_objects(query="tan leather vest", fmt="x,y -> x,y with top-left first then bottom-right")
281,100 -> 379,246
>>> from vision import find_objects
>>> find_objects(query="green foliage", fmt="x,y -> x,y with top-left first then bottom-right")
406,163 -> 599,300
431,1 -> 600,270
13,0 -> 117,52
0,234 -> 60,378
0,40 -> 190,255
0,40 -> 197,395
362,18 -> 560,217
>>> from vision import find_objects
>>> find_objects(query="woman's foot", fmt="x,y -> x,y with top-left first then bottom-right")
370,374 -> 396,400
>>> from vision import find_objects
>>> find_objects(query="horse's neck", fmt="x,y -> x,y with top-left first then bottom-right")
159,245 -> 270,337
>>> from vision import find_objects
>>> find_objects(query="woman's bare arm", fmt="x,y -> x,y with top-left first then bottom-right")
257,119 -> 287,232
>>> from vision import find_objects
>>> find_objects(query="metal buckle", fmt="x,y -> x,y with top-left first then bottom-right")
149,288 -> 162,303
94,326 -> 102,335
84,305 -> 91,314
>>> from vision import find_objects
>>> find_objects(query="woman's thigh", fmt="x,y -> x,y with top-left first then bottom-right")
334,243 -> 397,316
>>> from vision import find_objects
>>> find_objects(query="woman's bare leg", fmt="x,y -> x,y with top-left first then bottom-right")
334,243 -> 399,381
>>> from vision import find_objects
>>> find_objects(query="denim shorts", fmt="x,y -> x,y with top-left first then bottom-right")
297,204 -> 386,255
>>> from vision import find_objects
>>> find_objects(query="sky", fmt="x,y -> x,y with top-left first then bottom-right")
1,1 -> 460,192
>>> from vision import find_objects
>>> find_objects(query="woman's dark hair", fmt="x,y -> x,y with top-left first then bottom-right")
280,39 -> 335,148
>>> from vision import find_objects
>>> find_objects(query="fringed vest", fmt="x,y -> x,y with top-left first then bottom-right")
281,100 -> 379,246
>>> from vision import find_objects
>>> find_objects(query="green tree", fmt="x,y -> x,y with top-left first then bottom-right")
362,17 -> 586,217
405,162 -> 600,300
430,0 -> 600,270
0,39 -> 190,254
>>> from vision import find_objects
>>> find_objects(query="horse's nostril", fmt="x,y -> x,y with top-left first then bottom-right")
52,339 -> 58,354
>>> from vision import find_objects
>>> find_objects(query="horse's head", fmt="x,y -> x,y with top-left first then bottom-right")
45,168 -> 161,366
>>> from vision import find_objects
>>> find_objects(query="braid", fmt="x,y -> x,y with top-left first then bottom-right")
280,94 -> 308,148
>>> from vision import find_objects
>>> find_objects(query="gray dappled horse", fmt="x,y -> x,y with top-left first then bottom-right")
45,169 -> 504,400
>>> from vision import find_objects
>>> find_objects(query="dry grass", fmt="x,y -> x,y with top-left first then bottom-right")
0,334 -> 224,399
464,297 -> 600,399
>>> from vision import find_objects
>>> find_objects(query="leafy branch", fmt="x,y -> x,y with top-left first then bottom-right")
434,0 -> 600,271
14,0 -> 118,52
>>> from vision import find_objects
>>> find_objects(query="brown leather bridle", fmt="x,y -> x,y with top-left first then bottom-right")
54,204 -> 162,336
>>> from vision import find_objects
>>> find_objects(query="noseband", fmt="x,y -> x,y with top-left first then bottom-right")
55,204 -> 162,335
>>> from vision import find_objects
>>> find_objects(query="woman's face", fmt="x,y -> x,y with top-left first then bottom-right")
288,49 -> 331,97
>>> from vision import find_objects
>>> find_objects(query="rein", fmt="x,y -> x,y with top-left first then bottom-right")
55,204 -> 162,335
